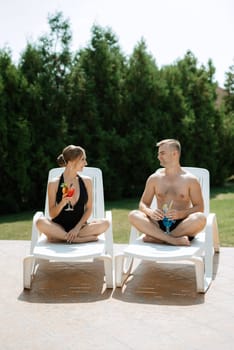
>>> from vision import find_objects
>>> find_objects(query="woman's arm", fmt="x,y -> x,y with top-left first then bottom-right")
48,178 -> 69,218
73,176 -> 93,232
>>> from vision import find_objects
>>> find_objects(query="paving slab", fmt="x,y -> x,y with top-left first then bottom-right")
0,240 -> 234,350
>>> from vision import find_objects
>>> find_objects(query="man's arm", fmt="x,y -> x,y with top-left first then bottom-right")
189,177 -> 204,213
139,175 -> 164,221
139,176 -> 155,213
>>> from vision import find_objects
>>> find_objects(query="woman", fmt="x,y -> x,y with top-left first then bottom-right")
36,145 -> 110,243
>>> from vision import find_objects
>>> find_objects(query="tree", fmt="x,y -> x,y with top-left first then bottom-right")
161,51 -> 226,184
122,39 -> 164,196
0,14 -> 233,213
0,49 -> 30,213
19,11 -> 72,207
222,62 -> 234,177
68,25 -> 126,198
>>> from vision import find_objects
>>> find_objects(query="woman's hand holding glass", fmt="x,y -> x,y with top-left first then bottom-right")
61,183 -> 75,211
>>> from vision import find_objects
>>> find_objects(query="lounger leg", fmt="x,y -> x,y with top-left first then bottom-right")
115,254 -> 125,287
115,254 -> 134,287
102,255 -> 114,289
212,215 -> 220,253
23,255 -> 35,289
207,213 -> 220,253
192,257 -> 212,293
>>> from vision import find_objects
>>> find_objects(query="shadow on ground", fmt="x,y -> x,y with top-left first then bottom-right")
18,260 -> 112,304
113,253 -> 220,305
18,253 -> 220,306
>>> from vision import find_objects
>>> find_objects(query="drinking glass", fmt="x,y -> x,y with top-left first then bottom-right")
162,202 -> 175,234
65,186 -> 75,211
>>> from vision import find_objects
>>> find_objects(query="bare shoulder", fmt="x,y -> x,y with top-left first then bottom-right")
146,170 -> 163,186
154,168 -> 165,177
182,169 -> 200,185
48,176 -> 60,186
150,168 -> 165,181
79,174 -> 92,185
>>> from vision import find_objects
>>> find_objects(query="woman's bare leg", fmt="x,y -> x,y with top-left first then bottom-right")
36,217 -> 67,241
36,217 -> 110,244
74,219 -> 110,243
72,235 -> 98,243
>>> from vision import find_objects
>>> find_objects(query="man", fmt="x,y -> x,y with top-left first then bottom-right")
128,139 -> 206,246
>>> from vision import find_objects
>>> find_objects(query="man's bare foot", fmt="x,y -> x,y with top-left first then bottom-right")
143,235 -> 164,244
143,234 -> 190,246
167,235 -> 190,246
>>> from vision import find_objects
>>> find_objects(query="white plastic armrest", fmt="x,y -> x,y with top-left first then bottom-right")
30,211 -> 44,254
129,225 -> 140,244
206,213 -> 220,253
104,210 -> 113,257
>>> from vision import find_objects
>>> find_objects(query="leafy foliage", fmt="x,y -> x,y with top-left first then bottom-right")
0,13 -> 233,213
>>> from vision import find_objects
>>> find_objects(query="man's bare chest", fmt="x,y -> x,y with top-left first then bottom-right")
155,179 -> 190,201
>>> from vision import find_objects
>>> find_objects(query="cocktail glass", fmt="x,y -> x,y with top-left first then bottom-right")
65,186 -> 75,211
162,216 -> 175,234
162,202 -> 175,234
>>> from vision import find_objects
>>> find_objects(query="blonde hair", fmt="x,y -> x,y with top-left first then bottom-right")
57,145 -> 85,166
156,139 -> 181,155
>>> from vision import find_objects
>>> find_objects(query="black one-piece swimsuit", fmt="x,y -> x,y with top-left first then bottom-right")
52,174 -> 88,232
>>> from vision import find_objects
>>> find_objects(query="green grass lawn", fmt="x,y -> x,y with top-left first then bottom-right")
210,184 -> 234,246
0,185 -> 233,246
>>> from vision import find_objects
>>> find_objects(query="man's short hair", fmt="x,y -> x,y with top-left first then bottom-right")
156,139 -> 181,155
